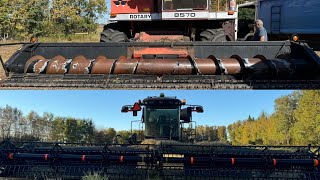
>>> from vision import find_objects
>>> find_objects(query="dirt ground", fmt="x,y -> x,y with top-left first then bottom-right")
0,44 -> 21,81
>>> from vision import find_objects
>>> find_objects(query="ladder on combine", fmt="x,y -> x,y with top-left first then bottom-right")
271,6 -> 281,34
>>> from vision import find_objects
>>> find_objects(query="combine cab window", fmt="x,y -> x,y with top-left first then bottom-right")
163,0 -> 208,10
145,107 -> 180,139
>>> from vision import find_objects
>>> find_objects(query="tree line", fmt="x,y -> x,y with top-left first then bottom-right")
228,90 -> 320,146
0,106 -> 131,144
1,90 -> 318,145
0,104 -> 228,144
195,125 -> 227,142
0,0 -> 107,40
0,0 -> 256,40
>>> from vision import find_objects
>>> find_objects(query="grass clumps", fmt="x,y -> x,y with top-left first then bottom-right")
82,172 -> 109,180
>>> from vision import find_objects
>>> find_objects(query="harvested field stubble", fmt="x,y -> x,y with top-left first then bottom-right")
0,44 -> 21,80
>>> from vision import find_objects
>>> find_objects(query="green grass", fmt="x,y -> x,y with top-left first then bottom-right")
82,172 -> 109,180
38,33 -> 100,43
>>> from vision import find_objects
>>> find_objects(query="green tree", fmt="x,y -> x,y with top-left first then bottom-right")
104,128 -> 117,144
50,117 -> 66,142
93,130 -> 106,144
116,130 -> 131,144
65,118 -> 80,143
82,120 -> 95,143
51,0 -> 107,34
0,105 -> 23,139
25,0 -> 50,36
247,115 -> 254,122
0,0 -> 107,40
42,112 -> 54,141
0,0 -> 12,40
26,111 -> 43,140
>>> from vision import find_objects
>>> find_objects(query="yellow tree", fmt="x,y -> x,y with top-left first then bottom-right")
217,126 -> 227,142
272,92 -> 300,145
292,90 -> 320,145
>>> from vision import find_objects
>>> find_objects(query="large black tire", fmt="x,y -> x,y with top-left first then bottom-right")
200,29 -> 227,42
100,23 -> 128,42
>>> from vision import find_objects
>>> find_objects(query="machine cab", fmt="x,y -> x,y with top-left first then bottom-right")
162,0 -> 208,11
122,93 -> 203,142
143,96 -> 181,140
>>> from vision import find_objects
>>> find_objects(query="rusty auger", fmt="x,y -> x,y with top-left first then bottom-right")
1,41 -> 320,89
23,54 -> 298,77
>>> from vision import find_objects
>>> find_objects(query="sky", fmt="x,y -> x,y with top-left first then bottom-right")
0,90 -> 292,131
98,0 -> 111,24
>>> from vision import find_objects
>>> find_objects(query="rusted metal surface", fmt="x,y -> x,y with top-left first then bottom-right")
135,58 -> 193,75
5,41 -> 319,82
91,56 -> 115,74
19,54 -> 303,78
135,32 -> 187,42
46,55 -> 70,74
69,55 -> 93,74
24,55 -> 49,74
219,58 -> 242,74
3,41 -> 320,90
113,56 -> 139,74
193,58 -> 217,75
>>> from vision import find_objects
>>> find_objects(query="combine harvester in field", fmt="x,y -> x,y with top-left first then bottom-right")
0,94 -> 319,179
1,0 -> 320,89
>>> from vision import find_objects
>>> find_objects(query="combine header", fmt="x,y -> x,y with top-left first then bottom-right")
1,41 -> 320,89
1,0 -> 320,89
0,94 -> 319,179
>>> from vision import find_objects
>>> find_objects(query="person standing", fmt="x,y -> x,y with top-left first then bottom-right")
252,19 -> 268,41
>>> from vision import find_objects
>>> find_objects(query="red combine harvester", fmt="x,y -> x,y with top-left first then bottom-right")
1,0 -> 320,89
101,0 -> 238,42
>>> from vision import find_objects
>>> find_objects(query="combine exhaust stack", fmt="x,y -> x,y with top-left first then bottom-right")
1,41 -> 320,89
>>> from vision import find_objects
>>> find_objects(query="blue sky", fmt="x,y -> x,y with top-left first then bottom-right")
0,90 -> 292,130
98,0 -> 111,24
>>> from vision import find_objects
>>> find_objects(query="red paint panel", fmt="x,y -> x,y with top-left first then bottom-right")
111,0 -> 154,14
134,48 -> 189,58
137,32 -> 186,42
